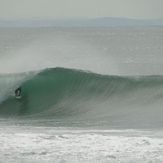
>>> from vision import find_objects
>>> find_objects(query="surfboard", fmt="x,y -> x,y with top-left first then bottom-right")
15,95 -> 22,99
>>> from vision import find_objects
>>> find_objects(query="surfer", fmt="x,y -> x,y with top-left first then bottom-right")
15,87 -> 22,98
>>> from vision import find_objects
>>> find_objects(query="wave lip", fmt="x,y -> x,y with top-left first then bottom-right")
0,67 -> 163,128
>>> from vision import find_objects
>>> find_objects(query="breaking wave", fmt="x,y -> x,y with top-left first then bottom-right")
0,67 -> 163,128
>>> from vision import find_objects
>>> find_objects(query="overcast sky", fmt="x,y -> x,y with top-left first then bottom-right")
1,0 -> 163,20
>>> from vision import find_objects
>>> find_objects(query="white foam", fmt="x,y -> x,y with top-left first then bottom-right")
0,126 -> 163,162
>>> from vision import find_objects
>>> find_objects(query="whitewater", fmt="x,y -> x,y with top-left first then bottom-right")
0,27 -> 163,162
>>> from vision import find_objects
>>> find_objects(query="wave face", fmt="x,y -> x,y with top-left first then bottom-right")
1,67 -> 163,128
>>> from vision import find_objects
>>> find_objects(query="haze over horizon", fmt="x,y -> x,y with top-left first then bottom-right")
1,0 -> 163,20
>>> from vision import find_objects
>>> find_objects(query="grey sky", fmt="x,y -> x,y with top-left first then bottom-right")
1,0 -> 163,19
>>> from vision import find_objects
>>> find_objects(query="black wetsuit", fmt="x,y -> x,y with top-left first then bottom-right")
15,87 -> 22,97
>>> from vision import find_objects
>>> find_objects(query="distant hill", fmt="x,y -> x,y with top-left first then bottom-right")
0,17 -> 163,27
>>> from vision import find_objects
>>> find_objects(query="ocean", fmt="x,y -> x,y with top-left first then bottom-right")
0,27 -> 163,162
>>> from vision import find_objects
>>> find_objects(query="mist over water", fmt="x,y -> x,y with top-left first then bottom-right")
0,27 -> 163,75
0,28 -> 119,74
